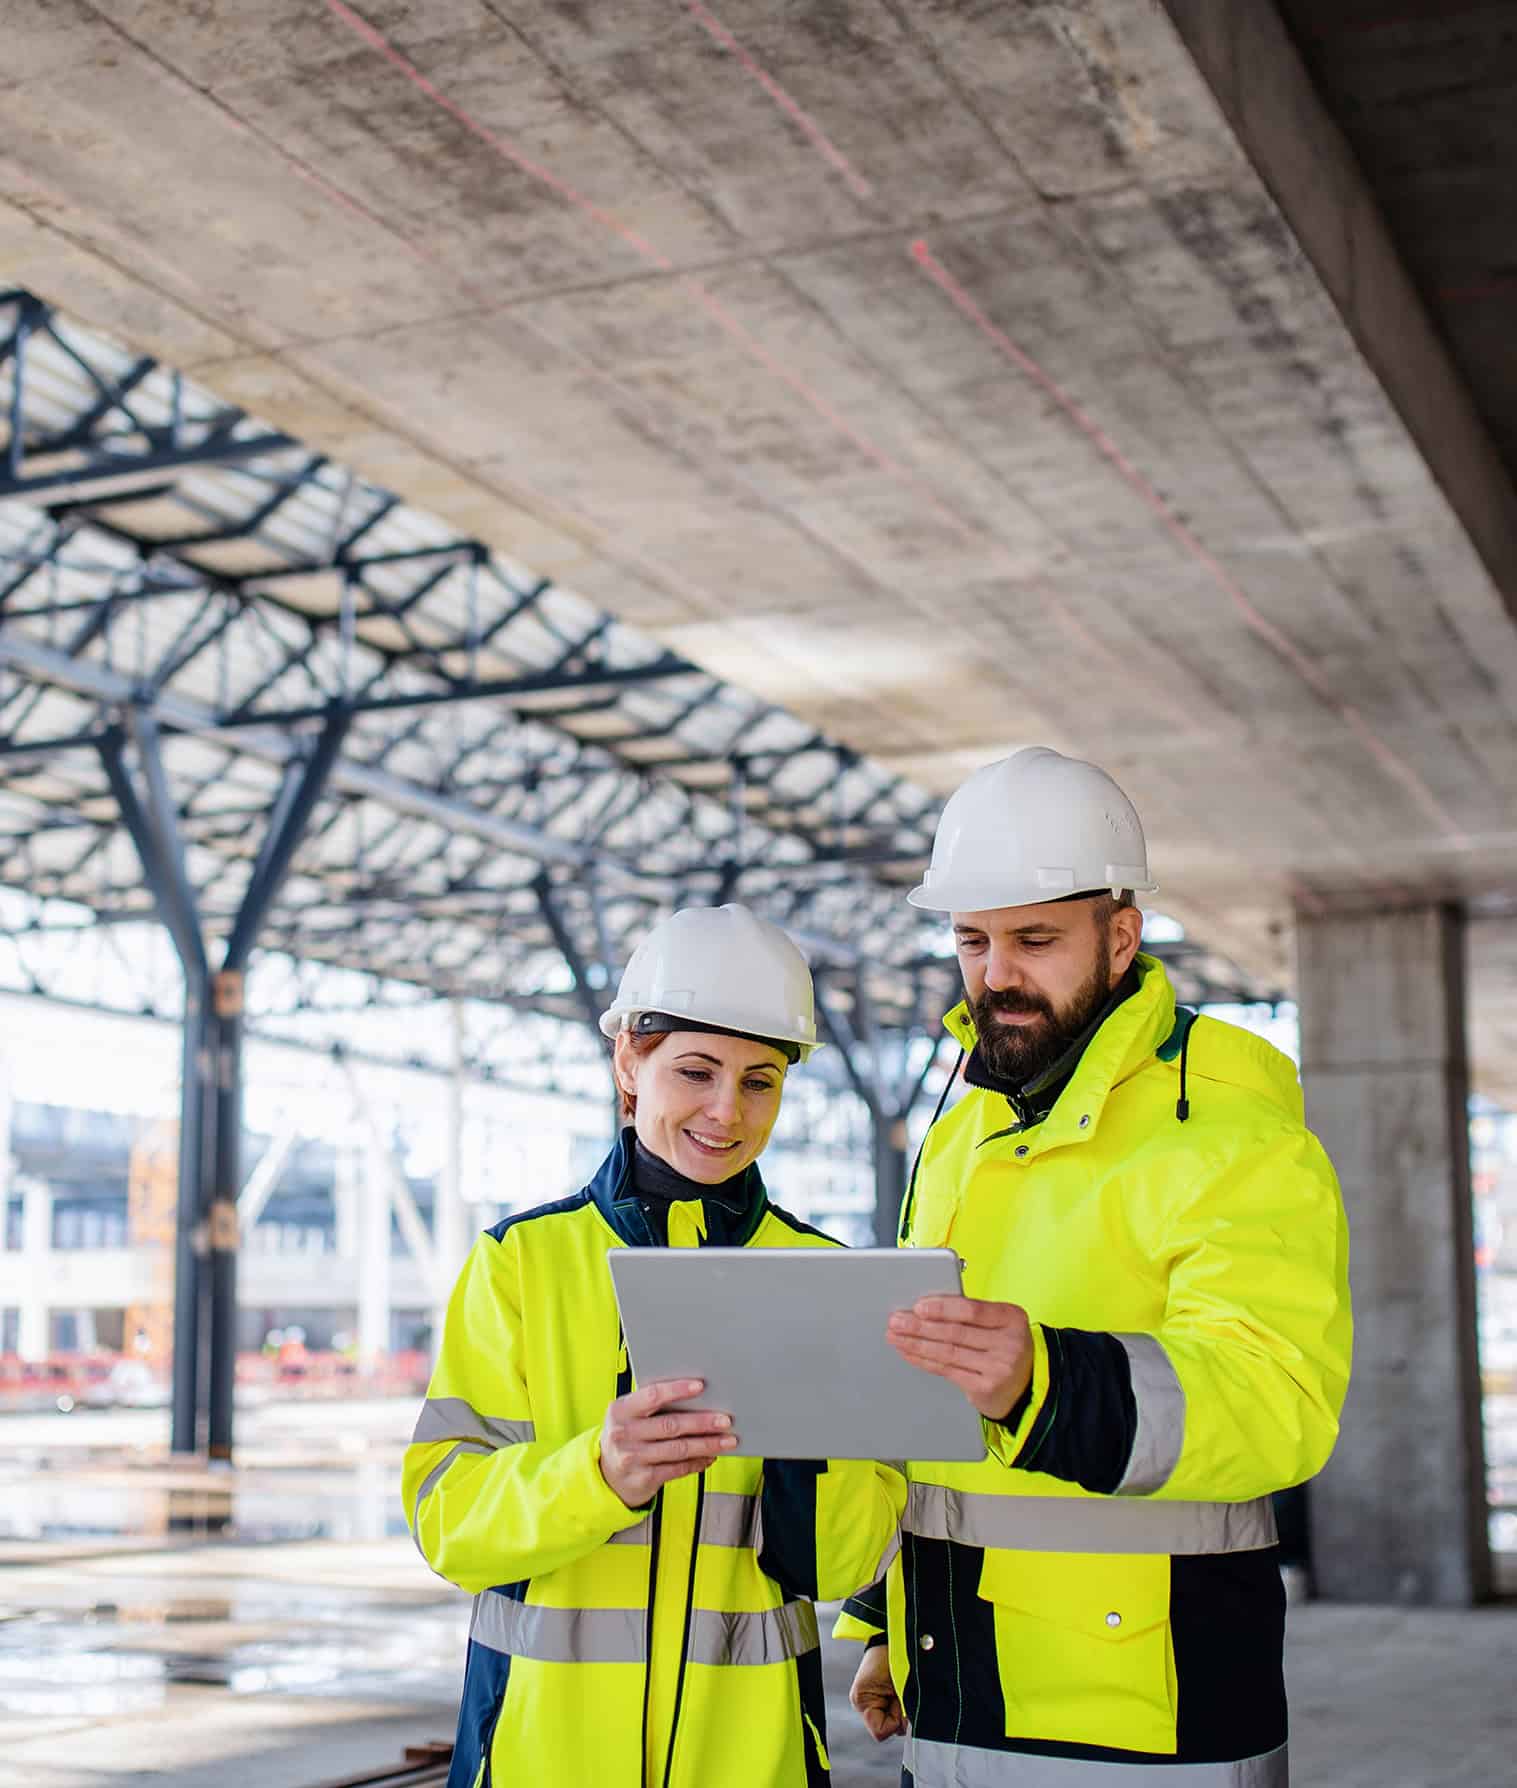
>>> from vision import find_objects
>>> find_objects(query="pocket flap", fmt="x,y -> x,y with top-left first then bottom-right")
977,1548 -> 1169,1643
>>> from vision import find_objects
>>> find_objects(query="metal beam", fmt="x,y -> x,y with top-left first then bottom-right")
224,703 -> 352,970
0,630 -> 866,966
0,431 -> 297,504
219,656 -> 703,729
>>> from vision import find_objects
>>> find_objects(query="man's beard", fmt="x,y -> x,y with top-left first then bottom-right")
971,934 -> 1113,1086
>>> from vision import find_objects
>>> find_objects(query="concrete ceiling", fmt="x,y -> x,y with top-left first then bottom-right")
4,0 -> 1517,1063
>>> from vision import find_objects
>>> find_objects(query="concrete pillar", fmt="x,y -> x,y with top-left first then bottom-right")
18,1177 -> 51,1362
1297,904 -> 1490,1605
357,1134 -> 392,1370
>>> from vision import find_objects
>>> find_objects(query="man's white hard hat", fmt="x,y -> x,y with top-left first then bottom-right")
599,903 -> 821,1061
908,746 -> 1157,913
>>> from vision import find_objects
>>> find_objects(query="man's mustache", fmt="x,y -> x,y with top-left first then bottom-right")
976,991 -> 1053,1021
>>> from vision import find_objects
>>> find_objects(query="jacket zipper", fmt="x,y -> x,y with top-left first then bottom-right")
660,1475 -> 705,1788
638,1489 -> 664,1788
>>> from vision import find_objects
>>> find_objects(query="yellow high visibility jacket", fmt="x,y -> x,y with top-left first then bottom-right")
404,1130 -> 904,1788
836,955 -> 1352,1787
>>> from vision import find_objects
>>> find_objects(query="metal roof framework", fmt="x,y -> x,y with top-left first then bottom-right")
0,291 -> 1275,1458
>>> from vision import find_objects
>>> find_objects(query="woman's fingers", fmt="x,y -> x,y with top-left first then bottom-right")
626,1377 -> 705,1417
634,1433 -> 737,1465
617,1408 -> 732,1445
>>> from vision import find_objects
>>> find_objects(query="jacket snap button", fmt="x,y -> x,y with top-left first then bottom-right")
1105,1611 -> 1122,1629
919,1633 -> 935,1651
1079,1114 -> 1091,1129
1013,1145 -> 1029,1159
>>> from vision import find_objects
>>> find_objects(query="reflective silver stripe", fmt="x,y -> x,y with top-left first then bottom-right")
1114,1334 -> 1186,1495
470,1594 -> 645,1664
607,1495 -> 758,1549
905,1484 -> 1276,1556
701,1491 -> 759,1548
413,1440 -> 491,1520
904,1737 -> 1288,1787
469,1594 -> 817,1668
687,1600 -> 818,1666
872,1529 -> 902,1580
411,1396 -> 535,1450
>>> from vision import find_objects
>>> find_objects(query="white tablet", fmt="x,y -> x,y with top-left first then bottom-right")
607,1246 -> 988,1462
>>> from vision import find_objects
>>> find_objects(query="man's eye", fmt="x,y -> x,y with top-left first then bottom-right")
957,937 -> 986,952
1023,939 -> 1054,951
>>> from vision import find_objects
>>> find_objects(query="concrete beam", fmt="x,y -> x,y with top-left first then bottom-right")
1160,0 -> 1517,620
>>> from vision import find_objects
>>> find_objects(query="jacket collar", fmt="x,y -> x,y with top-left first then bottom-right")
588,1126 -> 770,1248
944,953 -> 1178,1149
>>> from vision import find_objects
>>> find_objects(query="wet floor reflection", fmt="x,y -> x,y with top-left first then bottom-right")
0,1467 -> 410,1545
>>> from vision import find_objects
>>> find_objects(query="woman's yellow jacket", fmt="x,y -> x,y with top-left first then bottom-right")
403,1130 -> 904,1788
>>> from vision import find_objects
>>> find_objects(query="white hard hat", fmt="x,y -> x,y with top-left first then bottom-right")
598,904 -> 821,1062
908,746 -> 1157,913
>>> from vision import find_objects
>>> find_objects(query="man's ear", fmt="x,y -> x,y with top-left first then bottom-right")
1110,902 -> 1144,979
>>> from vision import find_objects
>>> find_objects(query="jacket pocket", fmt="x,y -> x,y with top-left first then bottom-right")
976,1548 -> 1177,1755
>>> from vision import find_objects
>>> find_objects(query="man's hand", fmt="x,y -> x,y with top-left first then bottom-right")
886,1295 -> 1033,1421
598,1379 -> 736,1508
850,1644 -> 907,1741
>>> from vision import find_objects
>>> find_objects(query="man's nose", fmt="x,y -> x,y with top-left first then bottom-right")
984,949 -> 1024,993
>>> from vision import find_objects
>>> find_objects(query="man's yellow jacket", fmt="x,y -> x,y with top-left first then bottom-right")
836,955 -> 1352,1788
403,1130 -> 903,1788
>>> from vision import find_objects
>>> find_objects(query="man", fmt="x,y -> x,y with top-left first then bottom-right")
840,746 -> 1352,1787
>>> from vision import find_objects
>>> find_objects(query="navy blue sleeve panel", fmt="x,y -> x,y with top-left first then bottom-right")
757,1459 -> 824,1601
1011,1326 -> 1138,1496
840,1573 -> 889,1629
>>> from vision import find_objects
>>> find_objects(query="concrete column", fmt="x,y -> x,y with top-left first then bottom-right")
1297,904 -> 1490,1605
18,1177 -> 52,1362
357,1133 -> 392,1370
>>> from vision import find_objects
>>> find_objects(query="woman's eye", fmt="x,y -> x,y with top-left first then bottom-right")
678,1069 -> 711,1084
744,1079 -> 778,1094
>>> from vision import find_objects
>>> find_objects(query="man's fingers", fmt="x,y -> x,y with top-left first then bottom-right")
889,1312 -> 1000,1352
889,1332 -> 992,1375
910,1295 -> 1016,1327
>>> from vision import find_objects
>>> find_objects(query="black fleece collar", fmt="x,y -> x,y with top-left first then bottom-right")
589,1127 -> 768,1248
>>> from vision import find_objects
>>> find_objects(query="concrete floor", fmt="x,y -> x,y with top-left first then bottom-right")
1,1401 -> 1513,1788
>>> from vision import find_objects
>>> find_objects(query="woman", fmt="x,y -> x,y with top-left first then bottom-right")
404,904 -> 904,1788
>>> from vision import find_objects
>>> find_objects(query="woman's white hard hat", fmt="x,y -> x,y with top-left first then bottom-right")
598,903 -> 822,1061
908,746 -> 1157,913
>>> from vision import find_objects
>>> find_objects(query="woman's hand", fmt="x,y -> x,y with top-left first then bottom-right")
850,1644 -> 906,1741
598,1379 -> 737,1508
